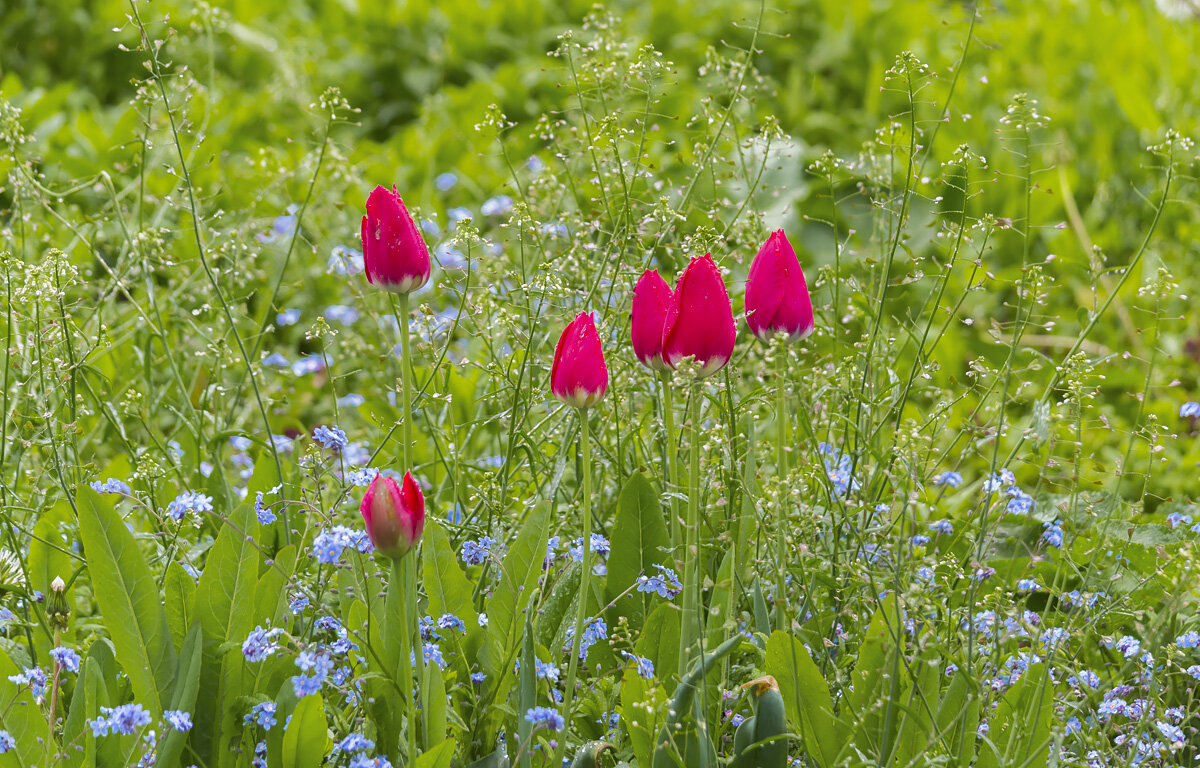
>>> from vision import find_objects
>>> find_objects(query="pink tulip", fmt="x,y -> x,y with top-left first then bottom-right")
361,471 -> 425,559
662,254 -> 736,378
360,186 -> 432,294
745,230 -> 814,341
551,312 -> 608,409
631,270 -> 673,370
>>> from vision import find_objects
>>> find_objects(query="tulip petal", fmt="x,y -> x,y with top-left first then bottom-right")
360,186 -> 432,294
745,230 -> 814,341
631,270 -> 673,370
661,254 -> 736,377
551,313 -> 608,408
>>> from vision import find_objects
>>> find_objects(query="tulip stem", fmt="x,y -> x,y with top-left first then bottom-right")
679,379 -> 703,678
410,549 -> 428,751
560,407 -> 593,745
399,293 -> 414,470
774,340 -> 789,631
389,557 -> 417,765
660,369 -> 680,550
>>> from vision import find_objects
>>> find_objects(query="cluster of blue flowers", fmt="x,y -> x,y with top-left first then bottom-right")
1041,520 -> 1064,548
461,536 -> 496,565
932,470 -> 963,488
313,525 -> 373,564
166,490 -> 214,521
242,626 -> 284,662
327,244 -> 364,276
414,612 -> 467,671
257,204 -> 298,244
534,659 -> 560,683
292,650 -> 335,697
49,646 -> 80,673
568,534 -> 612,575
88,704 -> 153,737
636,564 -> 682,599
818,442 -> 859,496
90,477 -> 131,494
243,701 -> 277,730
254,484 -> 282,525
7,667 -> 47,697
524,706 -> 564,731
313,424 -> 349,451
563,617 -> 607,661
621,651 -> 655,679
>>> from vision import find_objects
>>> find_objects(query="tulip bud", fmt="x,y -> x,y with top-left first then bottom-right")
661,254 -> 736,378
745,230 -> 814,341
631,270 -> 673,370
360,186 -> 432,294
361,472 -> 425,559
551,312 -> 608,409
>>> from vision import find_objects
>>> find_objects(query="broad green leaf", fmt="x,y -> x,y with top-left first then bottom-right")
604,473 -> 669,626
254,545 -> 298,629
752,579 -> 771,643
77,487 -> 176,715
62,655 -> 94,768
423,520 -> 474,621
516,612 -> 536,768
164,560 -> 196,651
844,595 -> 905,757
764,630 -> 837,768
156,622 -> 203,768
0,649 -> 46,767
634,603 -> 679,689
28,500 -> 72,596
891,651 -> 939,766
536,561 -> 582,651
978,663 -> 1052,768
415,739 -> 455,768
422,520 -> 481,669
425,660 -> 448,748
620,670 -> 665,768
281,694 -> 328,768
191,503 -> 261,766
483,503 -> 549,745
464,748 -> 510,768
484,503 -> 549,679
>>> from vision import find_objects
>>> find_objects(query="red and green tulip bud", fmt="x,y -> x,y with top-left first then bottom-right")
360,471 -> 425,559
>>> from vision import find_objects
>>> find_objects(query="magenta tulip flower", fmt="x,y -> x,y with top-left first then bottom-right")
631,270 -> 673,370
551,312 -> 608,409
662,254 -> 736,378
360,471 -> 425,559
360,185 -> 432,294
745,230 -> 814,341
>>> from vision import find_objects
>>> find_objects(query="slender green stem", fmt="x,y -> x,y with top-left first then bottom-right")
399,293 -> 414,471
679,381 -> 703,677
409,550 -> 427,752
388,557 -> 415,766
774,342 -> 789,630
660,370 -> 680,550
560,409 -> 593,738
